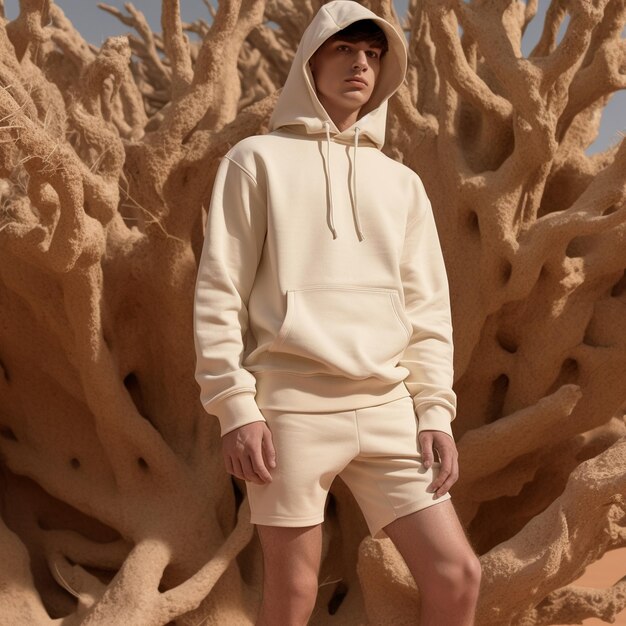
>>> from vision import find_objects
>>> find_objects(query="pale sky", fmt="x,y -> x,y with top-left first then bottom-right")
4,0 -> 624,155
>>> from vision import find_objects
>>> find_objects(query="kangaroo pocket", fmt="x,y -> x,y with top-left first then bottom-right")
268,286 -> 412,379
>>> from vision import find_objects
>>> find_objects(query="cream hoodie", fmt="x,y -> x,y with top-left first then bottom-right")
193,0 -> 458,439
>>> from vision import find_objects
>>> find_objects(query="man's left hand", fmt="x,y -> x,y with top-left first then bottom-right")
418,430 -> 459,498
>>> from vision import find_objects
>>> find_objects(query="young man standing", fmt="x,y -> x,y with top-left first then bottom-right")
194,1 -> 481,624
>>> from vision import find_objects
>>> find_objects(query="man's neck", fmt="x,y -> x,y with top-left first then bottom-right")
320,102 -> 360,132
333,117 -> 357,132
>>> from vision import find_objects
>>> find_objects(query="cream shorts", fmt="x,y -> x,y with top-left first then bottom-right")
246,395 -> 452,539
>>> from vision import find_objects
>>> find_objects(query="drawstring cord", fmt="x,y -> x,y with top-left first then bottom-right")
322,121 -> 365,242
323,121 -> 338,239
352,127 -> 364,241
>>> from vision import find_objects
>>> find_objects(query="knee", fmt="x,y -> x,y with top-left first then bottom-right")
290,574 -> 320,608
463,554 -> 482,591
264,569 -> 319,610
447,554 -> 482,598
426,553 -> 482,601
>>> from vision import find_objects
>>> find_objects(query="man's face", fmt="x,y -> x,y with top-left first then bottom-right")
309,37 -> 382,119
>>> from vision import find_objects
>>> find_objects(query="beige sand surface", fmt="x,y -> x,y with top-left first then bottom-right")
555,547 -> 626,626
0,0 -> 624,624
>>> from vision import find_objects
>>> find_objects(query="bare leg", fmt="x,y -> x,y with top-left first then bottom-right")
255,523 -> 323,626
383,499 -> 481,626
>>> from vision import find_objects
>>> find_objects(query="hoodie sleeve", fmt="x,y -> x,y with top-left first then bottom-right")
399,176 -> 457,440
193,154 -> 268,437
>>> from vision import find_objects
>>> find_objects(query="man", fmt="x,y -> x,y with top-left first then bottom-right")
193,1 -> 481,624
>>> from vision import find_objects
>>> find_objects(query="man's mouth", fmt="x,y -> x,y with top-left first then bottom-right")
346,77 -> 367,87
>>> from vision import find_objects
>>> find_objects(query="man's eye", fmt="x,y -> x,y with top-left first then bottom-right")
367,51 -> 379,58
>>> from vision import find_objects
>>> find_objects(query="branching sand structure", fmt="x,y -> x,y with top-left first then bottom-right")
0,0 -> 625,624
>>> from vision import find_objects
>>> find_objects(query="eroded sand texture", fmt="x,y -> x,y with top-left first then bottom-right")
0,0 -> 625,624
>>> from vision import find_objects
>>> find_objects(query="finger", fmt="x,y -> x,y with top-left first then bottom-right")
429,454 -> 450,493
428,468 -> 445,494
427,444 -> 453,490
432,452 -> 458,496
420,434 -> 435,469
240,454 -> 263,485
434,468 -> 459,497
251,447 -> 273,483
231,456 -> 245,481
435,445 -> 454,470
262,429 -> 277,469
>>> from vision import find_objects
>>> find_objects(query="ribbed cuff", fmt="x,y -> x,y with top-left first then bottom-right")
208,391 -> 267,437
416,404 -> 454,440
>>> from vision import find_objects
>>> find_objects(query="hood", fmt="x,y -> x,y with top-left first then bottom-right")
268,0 -> 408,241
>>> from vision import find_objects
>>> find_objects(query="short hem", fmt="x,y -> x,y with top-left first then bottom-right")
369,492 -> 452,539
251,513 -> 325,528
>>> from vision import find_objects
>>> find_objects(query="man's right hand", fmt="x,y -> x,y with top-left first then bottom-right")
222,421 -> 277,485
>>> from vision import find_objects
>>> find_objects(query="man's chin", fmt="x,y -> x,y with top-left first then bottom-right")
339,92 -> 372,107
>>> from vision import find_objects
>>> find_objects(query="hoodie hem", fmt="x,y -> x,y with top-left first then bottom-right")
254,371 -> 411,413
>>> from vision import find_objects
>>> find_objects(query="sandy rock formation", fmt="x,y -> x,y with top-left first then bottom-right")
0,0 -> 624,624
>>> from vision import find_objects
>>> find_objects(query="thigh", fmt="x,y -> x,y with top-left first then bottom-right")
338,395 -> 451,540
256,523 -> 324,586
247,408 -> 358,527
382,499 -> 478,593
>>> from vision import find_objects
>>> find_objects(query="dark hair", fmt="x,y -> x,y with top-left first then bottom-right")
327,19 -> 388,58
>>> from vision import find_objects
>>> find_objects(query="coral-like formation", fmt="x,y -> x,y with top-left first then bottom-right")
0,0 -> 624,624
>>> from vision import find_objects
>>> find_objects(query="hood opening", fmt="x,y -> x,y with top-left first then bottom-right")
268,0 -> 408,241
269,0 -> 407,148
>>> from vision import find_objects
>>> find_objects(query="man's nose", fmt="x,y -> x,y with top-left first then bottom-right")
352,50 -> 368,69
